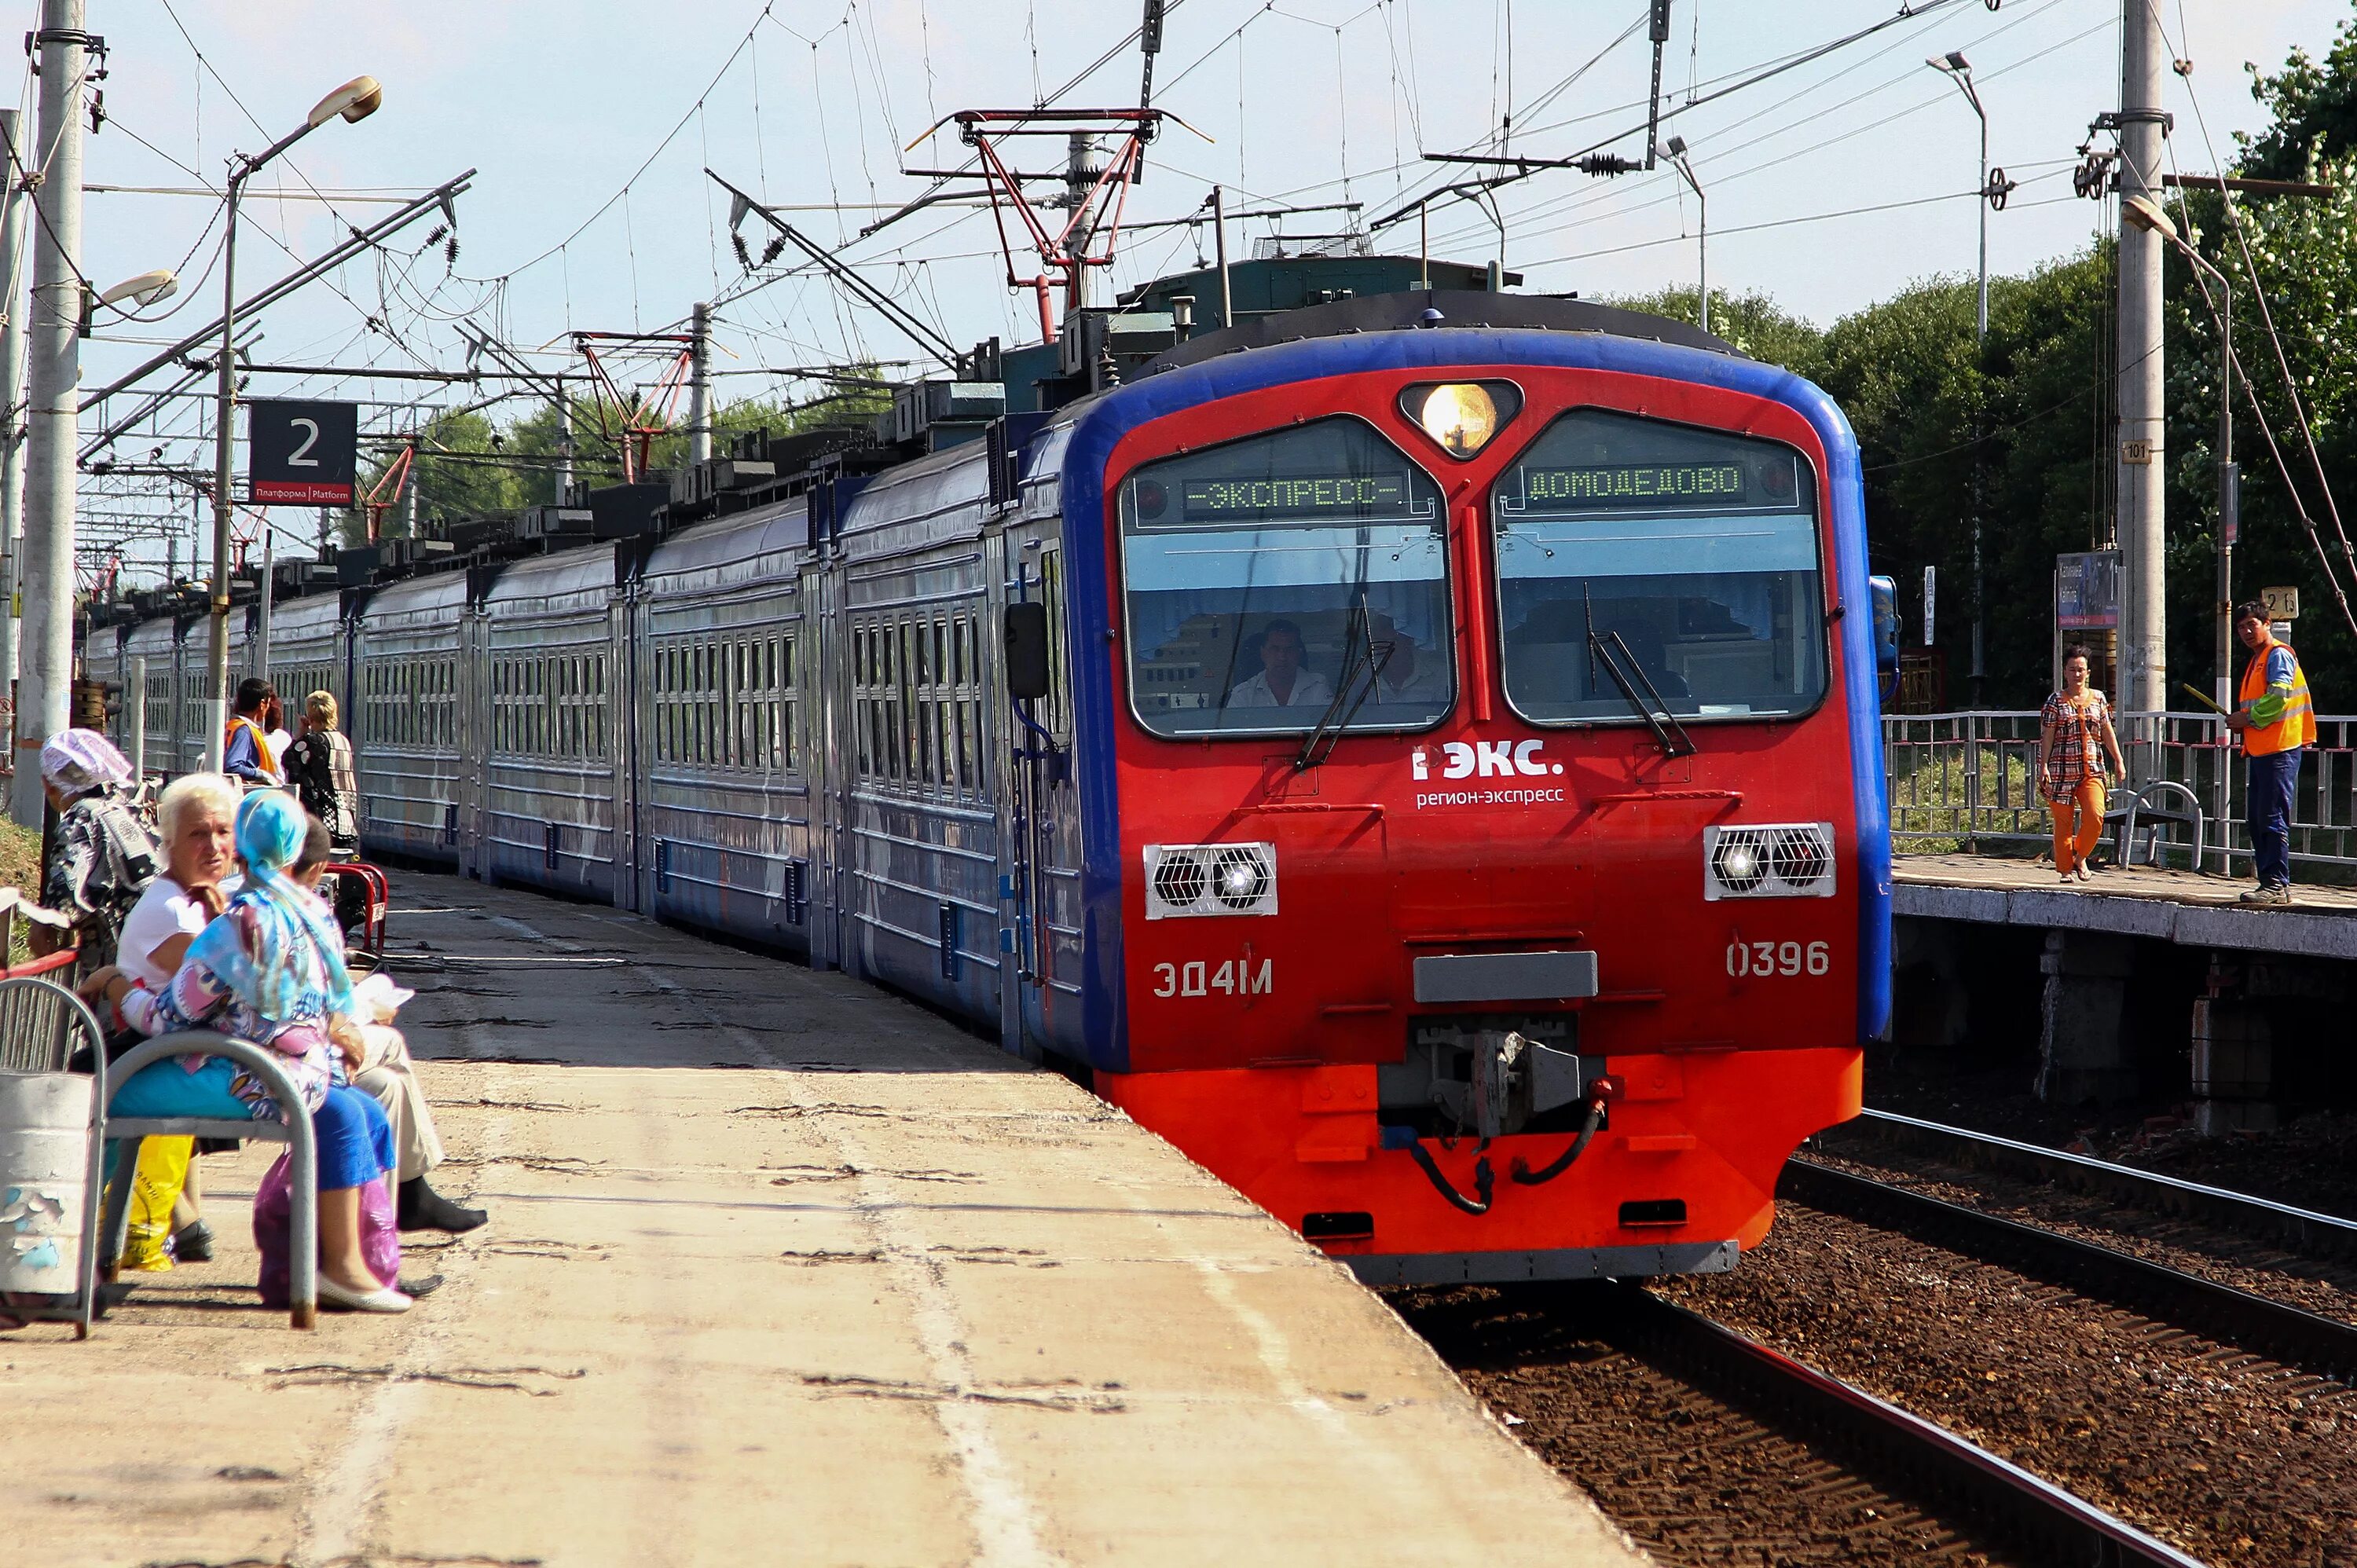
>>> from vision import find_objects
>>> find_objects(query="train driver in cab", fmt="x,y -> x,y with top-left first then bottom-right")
1226,618 -> 1334,710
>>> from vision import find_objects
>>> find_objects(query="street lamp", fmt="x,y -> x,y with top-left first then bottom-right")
203,74 -> 381,772
1926,53 -> 1989,339
93,269 -> 178,313
2124,192 -> 2239,713
1666,136 -> 1707,335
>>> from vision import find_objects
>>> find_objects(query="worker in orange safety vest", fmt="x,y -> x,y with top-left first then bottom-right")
2224,601 -> 2317,905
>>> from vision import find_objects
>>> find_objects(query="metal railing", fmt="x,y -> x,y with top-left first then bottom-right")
1882,709 -> 2357,876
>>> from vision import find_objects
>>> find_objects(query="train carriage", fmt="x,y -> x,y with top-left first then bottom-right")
631,503 -> 819,955
829,446 -> 1016,1029
353,571 -> 469,866
121,617 -> 183,778
262,589 -> 350,733
76,277 -> 1889,1287
478,549 -> 623,899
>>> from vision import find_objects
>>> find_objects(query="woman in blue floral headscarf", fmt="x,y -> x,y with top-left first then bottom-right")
101,791 -> 411,1313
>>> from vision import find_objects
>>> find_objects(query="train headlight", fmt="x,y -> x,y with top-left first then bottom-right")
1703,823 -> 1835,900
1144,842 -> 1277,918
1399,380 -> 1522,460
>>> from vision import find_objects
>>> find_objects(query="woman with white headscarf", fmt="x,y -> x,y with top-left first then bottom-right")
34,730 -> 157,981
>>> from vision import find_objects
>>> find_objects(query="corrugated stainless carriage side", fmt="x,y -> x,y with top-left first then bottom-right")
121,617 -> 182,779
353,571 -> 469,866
834,443 -> 1008,1024
479,546 -> 622,899
632,503 -> 818,954
263,589 -> 350,727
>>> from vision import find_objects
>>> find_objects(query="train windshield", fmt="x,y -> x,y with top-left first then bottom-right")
1490,409 -> 1826,726
1119,419 -> 1452,737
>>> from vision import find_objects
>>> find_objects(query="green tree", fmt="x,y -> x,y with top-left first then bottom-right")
2241,4 -> 2357,181
1602,287 -> 1824,369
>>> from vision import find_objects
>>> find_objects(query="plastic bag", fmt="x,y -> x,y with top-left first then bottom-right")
252,1155 -> 401,1308
119,1136 -> 192,1273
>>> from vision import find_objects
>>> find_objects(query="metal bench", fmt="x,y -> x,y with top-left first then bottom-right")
0,976 -> 107,1337
2105,779 -> 2207,870
98,1034 -> 320,1329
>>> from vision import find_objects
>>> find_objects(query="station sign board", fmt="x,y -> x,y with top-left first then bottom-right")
2055,550 -> 2121,630
247,399 -> 358,505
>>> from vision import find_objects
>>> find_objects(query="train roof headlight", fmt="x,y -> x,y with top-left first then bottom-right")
1400,380 -> 1522,460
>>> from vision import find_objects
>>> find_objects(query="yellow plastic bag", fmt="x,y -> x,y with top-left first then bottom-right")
119,1136 -> 192,1273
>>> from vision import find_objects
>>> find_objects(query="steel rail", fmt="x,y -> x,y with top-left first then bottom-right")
1596,1285 -> 2210,1568
1840,1108 -> 2357,1263
1781,1159 -> 2357,1382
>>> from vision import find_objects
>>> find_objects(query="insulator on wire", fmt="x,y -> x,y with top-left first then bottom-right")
761,235 -> 787,267
732,233 -> 753,271
445,235 -> 460,268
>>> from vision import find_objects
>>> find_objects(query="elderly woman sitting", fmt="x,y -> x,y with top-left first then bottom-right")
90,792 -> 412,1314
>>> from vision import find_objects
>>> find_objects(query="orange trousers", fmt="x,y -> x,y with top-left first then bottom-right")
2048,779 -> 2106,873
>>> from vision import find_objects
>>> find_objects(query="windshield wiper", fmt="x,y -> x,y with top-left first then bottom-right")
1295,602 -> 1395,771
1585,588 -> 1698,758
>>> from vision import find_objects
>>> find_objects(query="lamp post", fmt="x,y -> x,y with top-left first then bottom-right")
202,75 -> 381,772
1666,135 -> 1706,335
1930,51 -> 1990,702
2123,193 -> 2237,715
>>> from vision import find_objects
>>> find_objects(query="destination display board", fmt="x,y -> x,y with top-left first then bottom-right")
1178,472 -> 1412,521
1514,460 -> 1755,511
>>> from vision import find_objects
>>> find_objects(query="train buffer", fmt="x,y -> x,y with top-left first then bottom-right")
0,873 -> 1644,1567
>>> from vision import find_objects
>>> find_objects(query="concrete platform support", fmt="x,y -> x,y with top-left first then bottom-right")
2036,930 -> 2138,1105
2190,995 -> 2276,1134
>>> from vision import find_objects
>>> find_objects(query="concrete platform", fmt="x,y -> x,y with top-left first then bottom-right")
0,874 -> 1646,1567
1895,852 -> 2357,960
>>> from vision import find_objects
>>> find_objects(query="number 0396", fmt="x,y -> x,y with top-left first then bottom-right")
1726,939 -> 1830,978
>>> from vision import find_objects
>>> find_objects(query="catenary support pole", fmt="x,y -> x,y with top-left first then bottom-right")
202,163 -> 244,775
2116,0 -> 2168,718
0,111 -> 31,751
1213,185 -> 1233,331
687,303 -> 713,468
13,2 -> 86,826
554,380 -> 573,504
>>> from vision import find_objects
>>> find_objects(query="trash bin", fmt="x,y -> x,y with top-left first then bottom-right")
0,1070 -> 96,1296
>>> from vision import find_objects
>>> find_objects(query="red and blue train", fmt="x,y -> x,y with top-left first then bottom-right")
86,278 -> 1892,1285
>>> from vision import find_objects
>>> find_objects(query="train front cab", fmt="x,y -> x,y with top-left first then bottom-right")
1068,328 -> 1887,1283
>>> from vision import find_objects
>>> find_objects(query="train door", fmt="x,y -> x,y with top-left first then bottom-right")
805,558 -> 849,973
992,516 -> 1076,1061
609,581 -> 640,911
456,598 -> 491,878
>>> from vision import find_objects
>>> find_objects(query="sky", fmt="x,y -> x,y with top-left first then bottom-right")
35,0 -> 2357,584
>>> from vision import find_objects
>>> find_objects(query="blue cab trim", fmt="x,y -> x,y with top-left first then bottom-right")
1058,327 -> 1893,1072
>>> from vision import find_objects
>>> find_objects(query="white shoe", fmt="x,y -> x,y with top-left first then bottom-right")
317,1276 -> 413,1313
2075,863 -> 2092,882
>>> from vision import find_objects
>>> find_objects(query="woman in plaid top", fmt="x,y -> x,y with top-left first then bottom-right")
2036,645 -> 2128,881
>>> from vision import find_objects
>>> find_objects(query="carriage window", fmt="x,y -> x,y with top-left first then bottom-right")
1118,418 -> 1453,738
1490,409 -> 1827,725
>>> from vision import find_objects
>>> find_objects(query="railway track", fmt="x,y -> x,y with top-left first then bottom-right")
1590,1285 -> 2209,1568
1836,1108 -> 2357,1263
1778,1158 -> 2357,1382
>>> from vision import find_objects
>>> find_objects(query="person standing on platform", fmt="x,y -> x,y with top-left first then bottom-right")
2036,645 -> 2126,884
223,678 -> 284,788
2226,601 -> 2318,905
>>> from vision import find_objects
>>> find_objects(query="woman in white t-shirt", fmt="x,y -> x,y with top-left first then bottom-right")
104,774 -> 241,991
